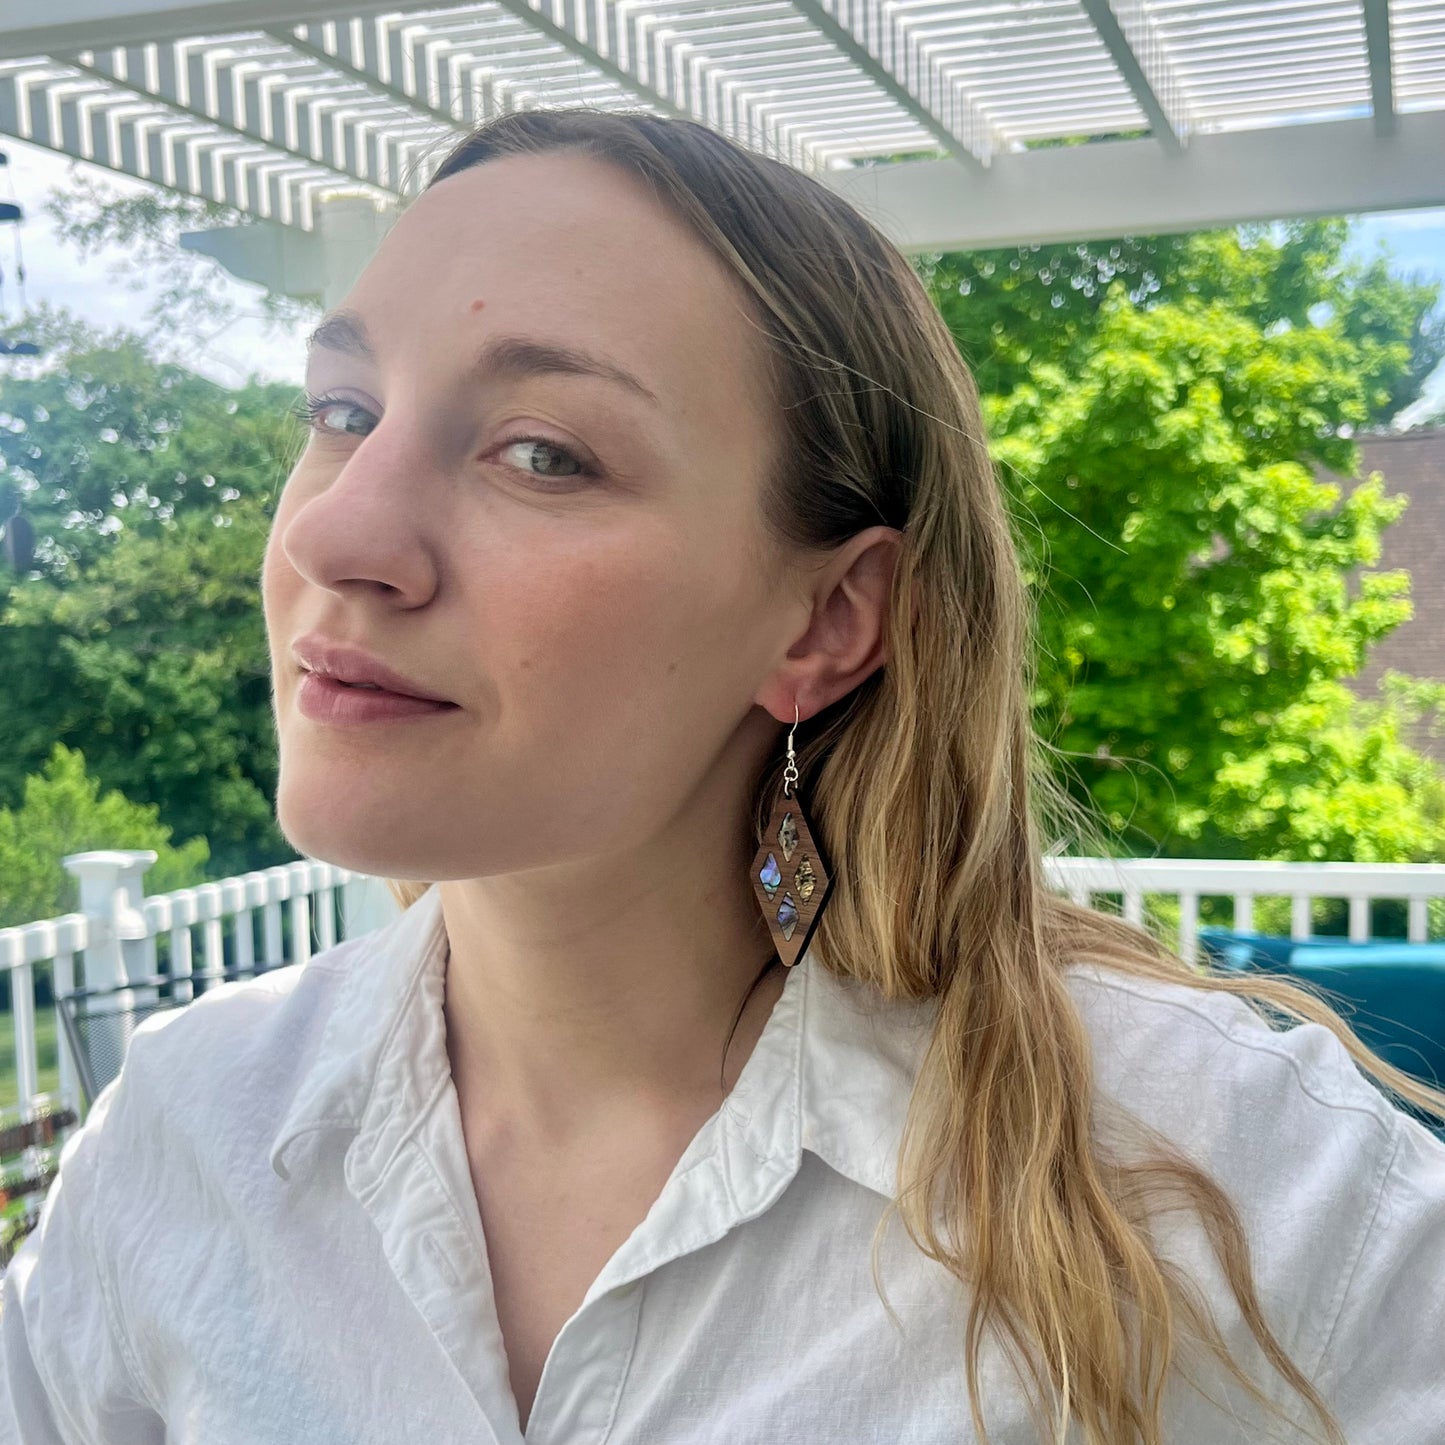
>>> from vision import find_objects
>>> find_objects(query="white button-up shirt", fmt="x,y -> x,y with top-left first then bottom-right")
3,882 -> 1444,1444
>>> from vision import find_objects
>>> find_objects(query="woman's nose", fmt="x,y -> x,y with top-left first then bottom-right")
278,424 -> 442,608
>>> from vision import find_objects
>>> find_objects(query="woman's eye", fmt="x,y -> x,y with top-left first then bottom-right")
295,394 -> 376,437
499,438 -> 588,481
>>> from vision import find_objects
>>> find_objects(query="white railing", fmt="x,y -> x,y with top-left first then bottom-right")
1043,857 -> 1445,966
0,850 -> 400,1127
5,852 -> 1445,1129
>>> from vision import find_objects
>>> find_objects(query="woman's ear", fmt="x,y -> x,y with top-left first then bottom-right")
768,526 -> 904,719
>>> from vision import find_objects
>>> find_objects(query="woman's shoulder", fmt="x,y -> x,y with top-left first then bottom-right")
1059,958 -> 1430,1305
1061,961 -> 1445,1428
1064,960 -> 1445,1416
109,941 -> 358,1104
78,886 -> 448,1183
62,934 -> 375,1204
1063,958 -> 1413,1144
1058,957 -> 1432,1286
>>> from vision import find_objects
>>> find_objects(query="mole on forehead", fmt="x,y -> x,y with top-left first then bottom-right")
470,298 -> 487,312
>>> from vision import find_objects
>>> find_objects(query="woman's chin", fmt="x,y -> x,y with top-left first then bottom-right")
276,787 -> 392,873
277,790 -> 467,881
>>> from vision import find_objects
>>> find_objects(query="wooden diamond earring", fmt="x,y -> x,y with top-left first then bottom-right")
749,700 -> 834,967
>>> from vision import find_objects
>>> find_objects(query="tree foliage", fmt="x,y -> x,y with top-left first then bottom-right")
923,220 -> 1445,423
1204,673 -> 1445,863
920,222 -> 1445,860
0,304 -> 294,577
0,311 -> 300,880
0,743 -> 209,930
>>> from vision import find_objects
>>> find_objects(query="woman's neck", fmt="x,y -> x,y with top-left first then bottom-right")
437,845 -> 784,1149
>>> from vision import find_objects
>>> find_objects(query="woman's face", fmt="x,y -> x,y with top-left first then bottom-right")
262,150 -> 805,881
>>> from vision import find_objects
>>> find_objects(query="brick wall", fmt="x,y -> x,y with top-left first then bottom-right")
1331,427 -> 1445,760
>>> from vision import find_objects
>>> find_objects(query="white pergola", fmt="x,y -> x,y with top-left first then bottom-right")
0,0 -> 1442,303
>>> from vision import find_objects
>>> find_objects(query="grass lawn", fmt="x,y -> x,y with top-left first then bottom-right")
0,1008 -> 67,1235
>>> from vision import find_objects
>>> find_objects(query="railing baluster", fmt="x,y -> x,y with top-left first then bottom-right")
291,892 -> 312,966
202,911 -> 225,984
200,872 -> 225,988
1179,889 -> 1200,964
234,905 -> 256,974
169,920 -> 195,1004
263,899 -> 284,967
1122,884 -> 1143,927
1409,897 -> 1429,943
1234,891 -> 1254,933
315,885 -> 336,951
11,960 -> 37,1106
1291,893 -> 1312,941
1348,894 -> 1370,942
52,948 -> 79,1114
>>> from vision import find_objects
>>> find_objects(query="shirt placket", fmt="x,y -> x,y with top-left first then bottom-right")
345,1108 -> 517,1445
520,1278 -> 647,1445
523,1107 -> 803,1445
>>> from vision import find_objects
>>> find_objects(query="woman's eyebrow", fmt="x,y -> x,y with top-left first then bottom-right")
306,310 -> 373,360
474,336 -> 661,408
305,308 -> 660,407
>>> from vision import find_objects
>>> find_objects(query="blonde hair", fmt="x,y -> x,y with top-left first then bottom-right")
382,109 -> 1445,1444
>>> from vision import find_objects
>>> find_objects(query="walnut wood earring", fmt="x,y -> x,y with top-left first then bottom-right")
749,701 -> 834,967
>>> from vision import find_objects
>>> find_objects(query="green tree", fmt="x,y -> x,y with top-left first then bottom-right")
0,305 -> 294,578
0,743 -> 209,930
1202,673 -> 1445,862
922,220 -> 1445,422
920,225 -> 1445,861
0,313 -> 300,877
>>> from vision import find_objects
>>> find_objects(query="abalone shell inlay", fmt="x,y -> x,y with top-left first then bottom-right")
777,893 -> 798,941
759,852 -> 781,897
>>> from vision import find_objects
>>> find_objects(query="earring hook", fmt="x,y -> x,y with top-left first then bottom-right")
783,700 -> 800,798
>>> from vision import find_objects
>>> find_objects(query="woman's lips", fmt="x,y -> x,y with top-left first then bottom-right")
297,671 -> 462,726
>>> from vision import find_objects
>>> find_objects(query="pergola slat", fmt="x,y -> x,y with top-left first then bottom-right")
0,1 -> 1440,258
1078,0 -> 1191,150
1364,0 -> 1397,133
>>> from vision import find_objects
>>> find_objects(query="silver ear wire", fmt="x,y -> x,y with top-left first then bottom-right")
783,701 -> 800,798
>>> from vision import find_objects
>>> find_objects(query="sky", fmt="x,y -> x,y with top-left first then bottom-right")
2,133 -> 1444,422
0,137 -> 313,387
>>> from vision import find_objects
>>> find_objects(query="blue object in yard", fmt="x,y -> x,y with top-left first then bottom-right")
1279,949 -> 1445,1093
1195,927 -> 1439,970
1196,928 -> 1445,1138
1198,928 -> 1299,969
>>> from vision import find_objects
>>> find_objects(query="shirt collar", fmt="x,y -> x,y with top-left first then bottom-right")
269,882 -> 934,1200
269,883 -> 451,1182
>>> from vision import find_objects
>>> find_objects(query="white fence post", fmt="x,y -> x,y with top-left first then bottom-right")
50,948 -> 79,1115
60,850 -> 158,1100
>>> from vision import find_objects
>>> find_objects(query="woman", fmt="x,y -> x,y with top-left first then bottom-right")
3,108 -> 1443,1445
